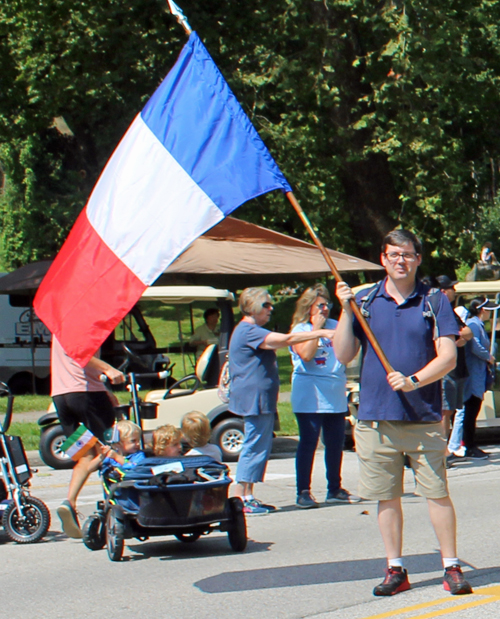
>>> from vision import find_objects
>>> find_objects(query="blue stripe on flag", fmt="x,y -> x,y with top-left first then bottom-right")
141,32 -> 292,215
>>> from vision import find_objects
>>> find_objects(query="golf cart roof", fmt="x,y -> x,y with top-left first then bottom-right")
455,281 -> 500,294
141,286 -> 234,304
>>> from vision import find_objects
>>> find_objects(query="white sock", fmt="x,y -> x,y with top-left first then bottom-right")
388,558 -> 404,569
242,495 -> 254,502
443,558 -> 459,569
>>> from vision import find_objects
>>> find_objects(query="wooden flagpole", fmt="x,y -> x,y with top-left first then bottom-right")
286,192 -> 394,374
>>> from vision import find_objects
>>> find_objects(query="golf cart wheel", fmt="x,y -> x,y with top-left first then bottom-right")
212,418 -> 245,462
39,425 -> 74,470
106,509 -> 125,561
2,496 -> 51,544
82,514 -> 106,551
175,532 -> 201,544
227,497 -> 247,552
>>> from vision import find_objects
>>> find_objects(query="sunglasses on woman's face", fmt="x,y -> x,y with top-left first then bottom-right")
316,302 -> 332,310
262,302 -> 274,309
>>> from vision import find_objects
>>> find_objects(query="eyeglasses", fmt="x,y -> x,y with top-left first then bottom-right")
262,302 -> 274,309
316,303 -> 332,310
384,252 -> 419,263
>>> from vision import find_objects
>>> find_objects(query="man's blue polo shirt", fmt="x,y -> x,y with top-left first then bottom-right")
353,278 -> 458,422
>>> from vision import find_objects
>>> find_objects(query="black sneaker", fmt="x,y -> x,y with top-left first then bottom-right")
373,567 -> 411,596
465,447 -> 489,460
443,565 -> 473,595
296,491 -> 319,509
446,453 -> 465,468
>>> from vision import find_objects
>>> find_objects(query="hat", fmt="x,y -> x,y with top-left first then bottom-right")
470,297 -> 500,313
454,306 -> 469,322
436,275 -> 457,290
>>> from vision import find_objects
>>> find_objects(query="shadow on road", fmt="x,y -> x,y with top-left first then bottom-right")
194,553 -> 495,594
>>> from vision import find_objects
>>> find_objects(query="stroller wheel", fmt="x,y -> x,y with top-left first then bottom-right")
175,532 -> 201,544
227,497 -> 247,552
82,514 -> 106,551
106,509 -> 125,561
2,496 -> 51,544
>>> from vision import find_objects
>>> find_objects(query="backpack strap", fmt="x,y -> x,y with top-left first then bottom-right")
422,287 -> 442,340
359,280 -> 384,320
360,281 -> 442,340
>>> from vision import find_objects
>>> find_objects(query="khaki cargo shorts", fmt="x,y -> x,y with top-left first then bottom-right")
355,420 -> 448,501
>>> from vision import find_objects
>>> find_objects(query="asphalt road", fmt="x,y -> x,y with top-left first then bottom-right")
2,445 -> 500,619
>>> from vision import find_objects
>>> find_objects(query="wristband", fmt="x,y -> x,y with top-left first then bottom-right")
409,375 -> 420,390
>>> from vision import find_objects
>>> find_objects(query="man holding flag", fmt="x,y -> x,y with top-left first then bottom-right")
334,229 -> 473,597
53,336 -> 124,538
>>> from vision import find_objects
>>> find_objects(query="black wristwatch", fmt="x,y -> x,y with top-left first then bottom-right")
409,375 -> 420,390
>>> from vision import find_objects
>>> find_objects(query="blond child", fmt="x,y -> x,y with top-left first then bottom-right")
181,411 -> 222,461
99,420 -> 146,474
152,424 -> 183,458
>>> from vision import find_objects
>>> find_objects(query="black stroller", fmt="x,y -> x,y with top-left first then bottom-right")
0,382 -> 51,543
82,371 -> 247,561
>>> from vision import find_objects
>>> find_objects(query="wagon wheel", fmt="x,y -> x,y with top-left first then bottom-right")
227,497 -> 247,552
106,509 -> 125,561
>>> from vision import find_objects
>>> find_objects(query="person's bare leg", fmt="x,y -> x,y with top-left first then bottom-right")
67,447 -> 98,507
378,498 -> 404,559
233,482 -> 254,497
427,497 -> 457,559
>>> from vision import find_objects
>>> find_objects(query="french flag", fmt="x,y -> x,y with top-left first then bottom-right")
34,32 -> 291,366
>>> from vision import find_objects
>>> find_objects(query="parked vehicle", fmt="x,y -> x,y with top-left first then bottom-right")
38,286 -> 247,468
454,280 -> 500,436
0,382 -> 51,543
0,279 -> 51,394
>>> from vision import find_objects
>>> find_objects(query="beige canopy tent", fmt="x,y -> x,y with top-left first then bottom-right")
155,217 -> 383,288
0,217 -> 382,294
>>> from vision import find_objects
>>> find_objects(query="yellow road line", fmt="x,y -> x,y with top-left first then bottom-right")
360,586 -> 500,619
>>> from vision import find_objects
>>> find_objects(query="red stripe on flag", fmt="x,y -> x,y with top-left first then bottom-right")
34,209 -> 146,366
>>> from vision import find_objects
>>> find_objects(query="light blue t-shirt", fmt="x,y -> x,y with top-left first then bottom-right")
290,318 -> 347,413
228,321 -> 279,416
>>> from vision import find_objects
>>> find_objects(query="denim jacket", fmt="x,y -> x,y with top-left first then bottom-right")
464,316 -> 491,400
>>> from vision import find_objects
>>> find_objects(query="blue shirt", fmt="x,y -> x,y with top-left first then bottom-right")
464,316 -> 491,400
290,319 -> 347,413
353,279 -> 458,422
228,321 -> 279,416
101,449 -> 147,479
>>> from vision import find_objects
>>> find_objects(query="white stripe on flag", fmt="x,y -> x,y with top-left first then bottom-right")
87,115 -> 225,285
65,429 -> 96,458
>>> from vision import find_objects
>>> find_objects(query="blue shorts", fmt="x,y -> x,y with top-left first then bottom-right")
235,414 -> 275,484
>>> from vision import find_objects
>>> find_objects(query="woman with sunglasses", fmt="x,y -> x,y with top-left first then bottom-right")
229,287 -> 336,516
290,284 -> 360,509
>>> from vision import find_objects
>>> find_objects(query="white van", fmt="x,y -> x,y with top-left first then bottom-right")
0,276 -> 51,393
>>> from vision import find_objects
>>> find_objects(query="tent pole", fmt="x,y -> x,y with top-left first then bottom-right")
285,191 -> 393,374
29,297 -> 37,394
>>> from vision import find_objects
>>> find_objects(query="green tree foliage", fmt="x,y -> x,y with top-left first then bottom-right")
2,0 -> 500,273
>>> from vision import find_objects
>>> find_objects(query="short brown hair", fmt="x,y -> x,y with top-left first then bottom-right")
152,425 -> 183,456
181,411 -> 211,448
382,229 -> 422,255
